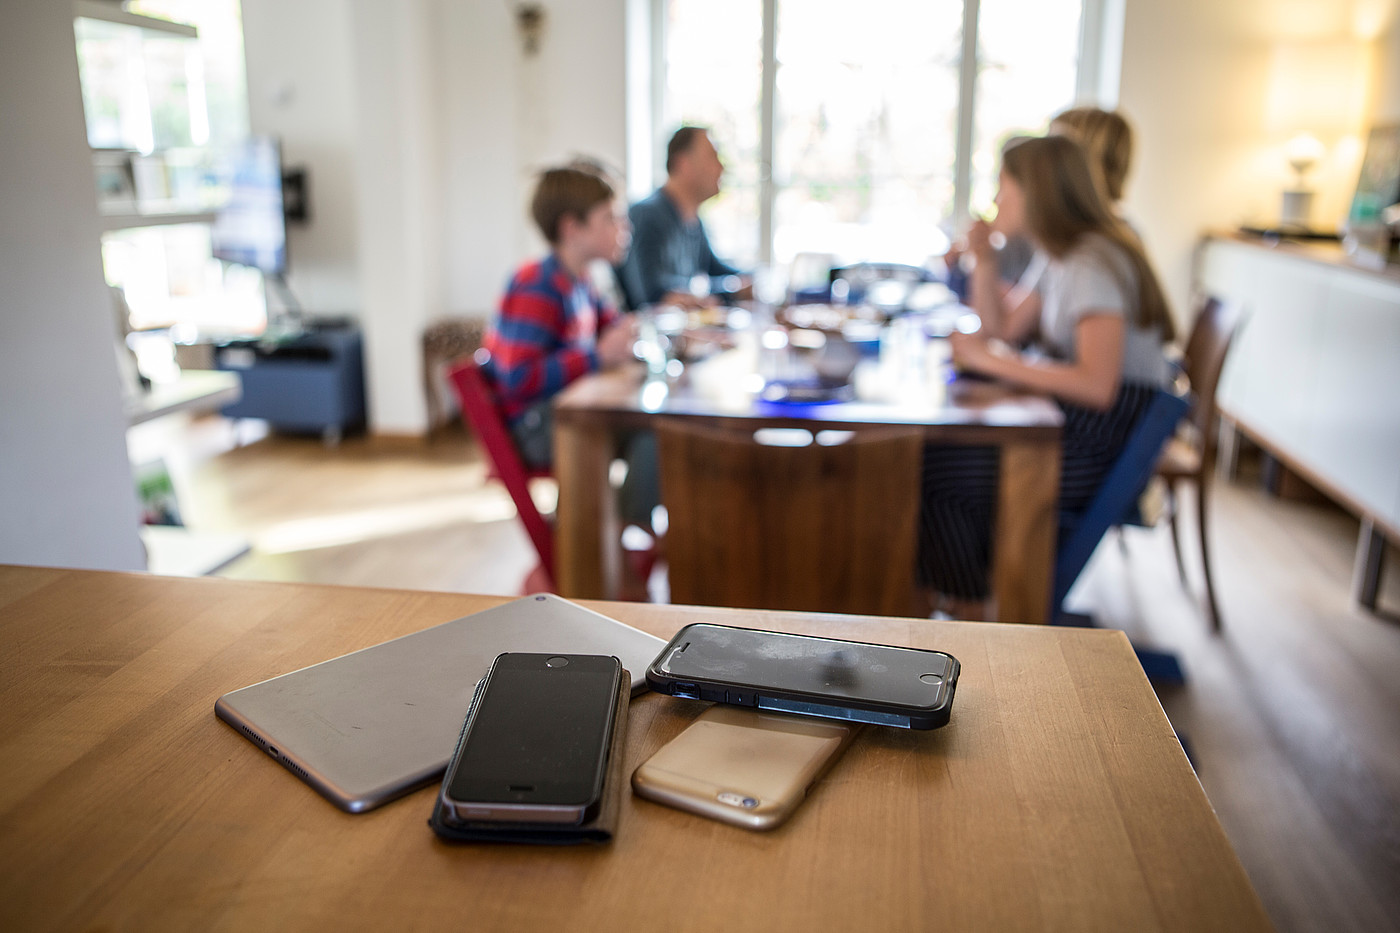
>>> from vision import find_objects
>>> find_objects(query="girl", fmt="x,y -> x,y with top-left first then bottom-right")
920,134 -> 1176,619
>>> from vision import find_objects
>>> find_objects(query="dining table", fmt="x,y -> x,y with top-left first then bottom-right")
553,309 -> 1065,622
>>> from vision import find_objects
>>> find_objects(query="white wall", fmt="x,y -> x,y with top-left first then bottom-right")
439,0 -> 629,316
1119,0 -> 1396,322
348,0 -> 447,434
437,2 -> 521,322
1376,14 -> 1400,121
241,0 -> 362,316
238,0 -> 627,434
0,1 -> 146,572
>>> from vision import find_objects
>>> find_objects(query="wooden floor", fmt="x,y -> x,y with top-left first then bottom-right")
163,416 -> 1400,933
151,418 -> 543,595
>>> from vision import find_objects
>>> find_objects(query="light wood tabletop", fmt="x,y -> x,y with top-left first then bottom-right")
554,340 -> 1064,623
0,566 -> 1271,932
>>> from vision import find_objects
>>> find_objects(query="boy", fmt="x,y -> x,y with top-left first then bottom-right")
484,162 -> 637,466
483,162 -> 656,530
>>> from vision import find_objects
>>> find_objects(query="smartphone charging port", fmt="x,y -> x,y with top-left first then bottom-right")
672,682 -> 699,700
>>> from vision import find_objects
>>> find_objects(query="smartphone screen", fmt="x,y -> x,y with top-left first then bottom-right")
444,653 -> 620,823
649,624 -> 958,728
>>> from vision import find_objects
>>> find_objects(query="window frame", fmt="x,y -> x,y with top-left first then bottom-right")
638,0 -> 1120,266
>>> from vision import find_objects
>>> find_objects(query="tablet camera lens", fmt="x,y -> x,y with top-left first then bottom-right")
742,797 -> 758,809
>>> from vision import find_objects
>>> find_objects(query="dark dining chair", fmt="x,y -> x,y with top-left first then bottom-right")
1155,296 -> 1243,632
656,419 -> 924,617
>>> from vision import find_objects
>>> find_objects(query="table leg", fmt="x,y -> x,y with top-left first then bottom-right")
992,439 -> 1060,623
555,417 -> 621,599
1353,517 -> 1386,613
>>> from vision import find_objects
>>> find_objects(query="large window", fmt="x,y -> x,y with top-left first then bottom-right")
661,0 -> 1088,271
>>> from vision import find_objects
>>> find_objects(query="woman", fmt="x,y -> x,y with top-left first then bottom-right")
920,134 -> 1176,619
1049,107 -> 1134,212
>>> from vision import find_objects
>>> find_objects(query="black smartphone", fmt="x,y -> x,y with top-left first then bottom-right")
438,653 -> 622,825
647,623 -> 959,730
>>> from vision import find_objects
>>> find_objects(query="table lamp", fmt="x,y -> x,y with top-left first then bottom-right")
1264,38 -> 1372,234
1280,133 -> 1325,229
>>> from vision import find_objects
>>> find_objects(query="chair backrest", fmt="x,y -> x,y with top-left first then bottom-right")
829,261 -> 938,285
446,355 -> 555,583
1180,296 -> 1244,463
656,420 -> 924,616
1052,385 -> 1192,615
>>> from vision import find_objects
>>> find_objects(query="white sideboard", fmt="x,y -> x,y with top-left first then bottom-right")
1197,233 -> 1400,609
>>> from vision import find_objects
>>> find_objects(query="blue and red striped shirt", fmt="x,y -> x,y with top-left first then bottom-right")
483,254 -> 619,422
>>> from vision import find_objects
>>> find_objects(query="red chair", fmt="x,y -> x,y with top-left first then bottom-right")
447,353 -> 556,593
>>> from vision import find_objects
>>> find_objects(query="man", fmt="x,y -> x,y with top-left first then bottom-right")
620,126 -> 749,309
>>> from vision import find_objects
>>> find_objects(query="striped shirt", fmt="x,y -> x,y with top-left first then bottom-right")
483,254 -> 618,422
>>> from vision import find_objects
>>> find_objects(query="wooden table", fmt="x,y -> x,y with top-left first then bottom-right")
0,566 -> 1271,932
555,331 -> 1063,622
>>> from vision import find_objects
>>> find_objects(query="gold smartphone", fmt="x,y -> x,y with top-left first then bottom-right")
631,705 -> 857,830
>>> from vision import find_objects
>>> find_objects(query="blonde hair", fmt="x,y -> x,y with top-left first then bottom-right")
1050,107 -> 1133,203
1001,135 -> 1174,341
530,163 -> 614,245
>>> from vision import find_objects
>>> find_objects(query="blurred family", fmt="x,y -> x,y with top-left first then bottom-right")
481,126 -> 749,537
482,109 -> 1174,618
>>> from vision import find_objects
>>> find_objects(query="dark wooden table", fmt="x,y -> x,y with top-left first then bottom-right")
554,326 -> 1064,622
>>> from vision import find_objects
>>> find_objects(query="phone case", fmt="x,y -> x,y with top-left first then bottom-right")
428,669 -> 630,845
647,623 -> 960,730
631,705 -> 857,830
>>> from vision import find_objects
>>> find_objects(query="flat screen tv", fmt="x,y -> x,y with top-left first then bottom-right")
211,136 -> 288,275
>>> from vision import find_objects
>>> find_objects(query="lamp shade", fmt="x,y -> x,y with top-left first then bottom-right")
1264,40 -> 1372,138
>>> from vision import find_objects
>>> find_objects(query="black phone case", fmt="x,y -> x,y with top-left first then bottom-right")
428,668 -> 630,845
646,623 -> 959,730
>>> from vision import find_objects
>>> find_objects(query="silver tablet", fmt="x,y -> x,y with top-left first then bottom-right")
215,594 -> 664,812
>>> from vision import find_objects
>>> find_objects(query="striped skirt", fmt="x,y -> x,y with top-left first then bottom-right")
917,381 -> 1158,600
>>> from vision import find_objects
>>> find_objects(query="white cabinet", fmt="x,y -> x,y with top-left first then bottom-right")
1199,234 -> 1400,608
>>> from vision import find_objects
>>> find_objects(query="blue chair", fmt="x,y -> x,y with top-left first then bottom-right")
1051,384 -> 1192,681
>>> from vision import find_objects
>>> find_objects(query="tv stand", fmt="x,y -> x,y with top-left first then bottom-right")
213,319 -> 365,444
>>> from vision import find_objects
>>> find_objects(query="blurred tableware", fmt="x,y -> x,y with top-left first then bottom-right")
635,307 -> 685,376
813,334 -> 861,385
688,273 -> 712,301
754,264 -> 789,309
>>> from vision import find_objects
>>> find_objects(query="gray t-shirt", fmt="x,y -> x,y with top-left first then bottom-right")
1018,233 -> 1169,387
